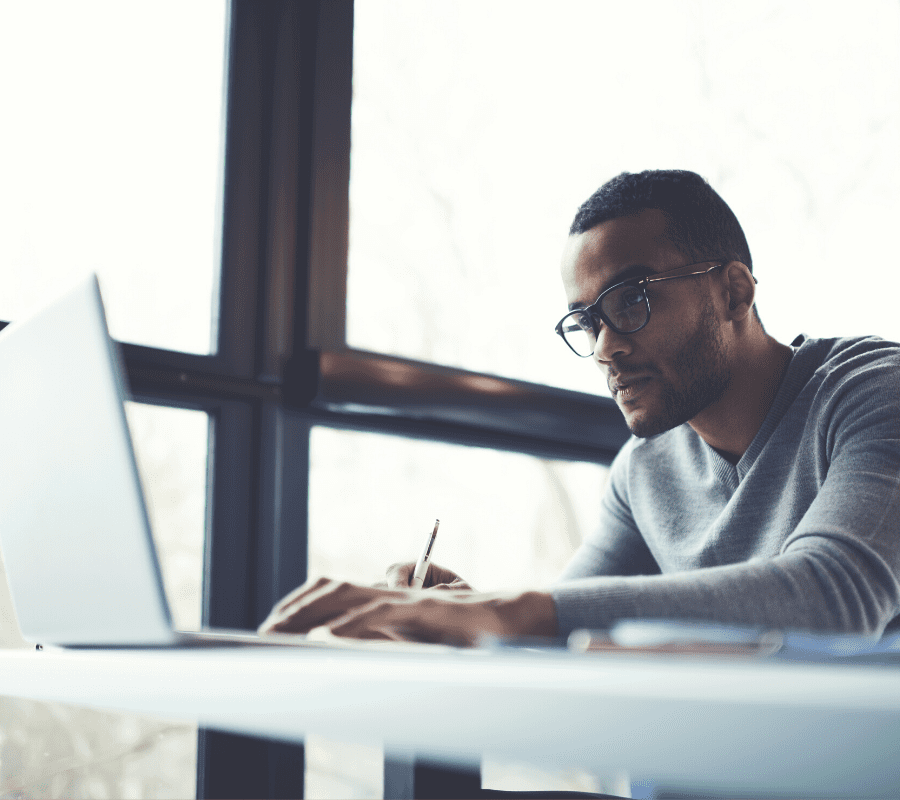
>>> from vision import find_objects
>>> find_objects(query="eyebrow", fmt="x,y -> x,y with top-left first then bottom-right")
567,264 -> 652,311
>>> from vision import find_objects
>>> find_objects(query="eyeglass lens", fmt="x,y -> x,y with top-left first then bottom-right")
561,284 -> 649,355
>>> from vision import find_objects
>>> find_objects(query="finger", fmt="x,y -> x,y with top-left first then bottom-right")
385,562 -> 415,589
425,563 -> 456,586
426,564 -> 475,591
261,588 -> 346,634
258,576 -> 335,632
326,596 -> 477,646
321,599 -> 400,640
428,579 -> 474,592
389,562 -> 455,589
327,600 -> 440,642
261,580 -> 404,634
266,574 -> 356,617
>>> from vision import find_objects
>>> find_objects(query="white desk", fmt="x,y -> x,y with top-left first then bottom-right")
2,644 -> 899,798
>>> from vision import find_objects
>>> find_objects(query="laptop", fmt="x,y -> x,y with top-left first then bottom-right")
0,274 -> 316,649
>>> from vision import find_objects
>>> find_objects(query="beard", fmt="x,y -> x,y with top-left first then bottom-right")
624,299 -> 732,438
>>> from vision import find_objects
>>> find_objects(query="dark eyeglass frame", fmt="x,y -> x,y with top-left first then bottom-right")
555,260 -> 736,358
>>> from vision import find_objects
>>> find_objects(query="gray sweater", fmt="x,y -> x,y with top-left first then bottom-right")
551,335 -> 900,637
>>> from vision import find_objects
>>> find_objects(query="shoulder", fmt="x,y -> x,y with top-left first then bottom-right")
791,335 -> 900,442
798,333 -> 900,372
796,334 -> 900,395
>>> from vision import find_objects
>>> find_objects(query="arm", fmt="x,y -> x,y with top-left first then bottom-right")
258,456 -> 650,644
553,361 -> 900,637
556,440 -> 661,583
261,429 -> 899,644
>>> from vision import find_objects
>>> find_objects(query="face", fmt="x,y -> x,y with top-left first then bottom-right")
560,209 -> 731,437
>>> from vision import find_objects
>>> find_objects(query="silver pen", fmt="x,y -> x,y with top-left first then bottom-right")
410,519 -> 440,589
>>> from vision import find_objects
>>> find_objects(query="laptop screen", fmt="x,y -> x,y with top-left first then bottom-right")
0,275 -> 175,645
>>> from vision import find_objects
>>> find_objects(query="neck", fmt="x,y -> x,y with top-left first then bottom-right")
688,333 -> 793,464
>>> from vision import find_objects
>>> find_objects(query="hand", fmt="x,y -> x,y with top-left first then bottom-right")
383,561 -> 474,591
258,576 -> 557,646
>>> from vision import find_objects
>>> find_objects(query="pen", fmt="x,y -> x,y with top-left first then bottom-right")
410,519 -> 439,589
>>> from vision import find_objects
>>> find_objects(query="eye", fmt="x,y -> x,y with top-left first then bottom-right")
574,311 -> 594,332
620,287 -> 646,308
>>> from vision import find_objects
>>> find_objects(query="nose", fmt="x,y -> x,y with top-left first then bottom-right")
593,324 -> 632,364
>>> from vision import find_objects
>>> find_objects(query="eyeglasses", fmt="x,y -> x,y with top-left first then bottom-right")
555,261 -> 725,358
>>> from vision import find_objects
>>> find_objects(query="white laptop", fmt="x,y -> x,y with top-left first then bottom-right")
0,275 -> 313,649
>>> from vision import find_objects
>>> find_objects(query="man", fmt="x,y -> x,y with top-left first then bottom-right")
260,169 -> 900,645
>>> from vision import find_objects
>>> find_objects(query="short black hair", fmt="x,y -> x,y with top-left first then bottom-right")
570,170 -> 753,273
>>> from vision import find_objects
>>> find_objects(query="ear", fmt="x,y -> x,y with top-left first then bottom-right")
721,262 -> 756,321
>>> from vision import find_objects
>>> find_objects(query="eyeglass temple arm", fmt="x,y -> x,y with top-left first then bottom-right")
641,264 -> 722,285
643,263 -> 758,286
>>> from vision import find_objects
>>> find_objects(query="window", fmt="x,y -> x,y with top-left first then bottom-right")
125,403 -> 209,632
309,428 -> 608,591
0,0 -> 227,354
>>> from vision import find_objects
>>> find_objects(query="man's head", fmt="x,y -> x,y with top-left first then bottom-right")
560,171 -> 759,438
569,170 -> 753,276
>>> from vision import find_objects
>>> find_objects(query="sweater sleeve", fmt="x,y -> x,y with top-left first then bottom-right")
551,353 -> 900,638
555,440 -> 661,582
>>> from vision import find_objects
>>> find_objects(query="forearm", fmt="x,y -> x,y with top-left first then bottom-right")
350,589 -> 559,644
551,543 -> 900,637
